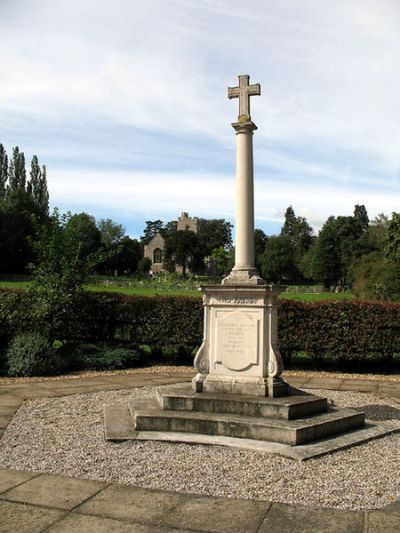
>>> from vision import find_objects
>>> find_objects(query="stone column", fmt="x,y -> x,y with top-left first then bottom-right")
222,119 -> 263,286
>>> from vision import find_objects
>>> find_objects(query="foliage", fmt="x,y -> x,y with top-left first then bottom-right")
254,228 -> 268,272
385,212 -> 400,263
210,246 -> 234,277
7,332 -> 61,376
351,252 -> 400,302
164,229 -> 203,277
142,219 -> 164,244
137,256 -> 152,274
64,212 -> 102,262
260,235 -> 297,282
197,218 -> 233,256
97,218 -> 126,249
28,210 -> 87,339
279,299 -> 400,365
281,205 -> 313,258
71,343 -> 141,370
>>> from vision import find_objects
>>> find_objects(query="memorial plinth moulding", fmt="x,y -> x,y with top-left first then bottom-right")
193,74 -> 288,398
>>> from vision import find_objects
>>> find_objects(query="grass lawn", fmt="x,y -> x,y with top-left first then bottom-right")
0,278 -> 356,302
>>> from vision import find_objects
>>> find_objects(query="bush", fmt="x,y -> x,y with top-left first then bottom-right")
7,332 -> 61,376
70,343 -> 142,370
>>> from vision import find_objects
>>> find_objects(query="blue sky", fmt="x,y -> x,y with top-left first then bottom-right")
0,0 -> 399,238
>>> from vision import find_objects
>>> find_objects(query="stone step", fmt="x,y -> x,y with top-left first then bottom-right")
129,398 -> 365,446
156,384 -> 328,420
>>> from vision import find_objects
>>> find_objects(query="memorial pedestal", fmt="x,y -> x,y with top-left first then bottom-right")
192,285 -> 288,398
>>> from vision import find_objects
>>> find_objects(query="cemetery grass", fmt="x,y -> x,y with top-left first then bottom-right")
0,278 -> 355,302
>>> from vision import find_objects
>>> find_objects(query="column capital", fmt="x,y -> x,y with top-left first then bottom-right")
231,120 -> 257,134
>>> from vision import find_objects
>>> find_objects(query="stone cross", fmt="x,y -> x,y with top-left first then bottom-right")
228,74 -> 261,120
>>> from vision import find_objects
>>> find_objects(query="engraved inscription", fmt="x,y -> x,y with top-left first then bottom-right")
215,311 -> 259,372
215,297 -> 257,304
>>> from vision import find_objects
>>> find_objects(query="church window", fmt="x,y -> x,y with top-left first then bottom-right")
153,248 -> 162,264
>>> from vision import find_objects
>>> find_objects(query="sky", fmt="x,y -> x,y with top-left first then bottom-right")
0,0 -> 399,239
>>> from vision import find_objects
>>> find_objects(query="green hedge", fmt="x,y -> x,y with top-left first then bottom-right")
279,300 -> 400,364
1,289 -> 400,369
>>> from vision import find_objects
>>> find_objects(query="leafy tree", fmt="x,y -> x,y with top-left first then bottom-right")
0,144 -> 8,198
142,220 -> 164,244
281,205 -> 313,256
164,229 -> 202,277
312,217 -> 341,286
197,218 -> 233,256
210,246 -> 234,277
64,212 -> 102,264
27,156 -> 49,218
368,213 -> 389,252
8,146 -> 26,194
137,256 -> 152,274
260,235 -> 297,283
103,237 -> 142,275
28,210 -> 87,339
97,218 -> 126,249
385,212 -> 400,263
254,228 -> 268,272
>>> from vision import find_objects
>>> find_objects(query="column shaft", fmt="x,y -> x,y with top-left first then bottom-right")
234,128 -> 255,270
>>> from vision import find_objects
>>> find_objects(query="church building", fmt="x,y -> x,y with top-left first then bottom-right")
144,212 -> 199,273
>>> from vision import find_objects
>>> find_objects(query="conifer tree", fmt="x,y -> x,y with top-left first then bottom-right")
0,144 -> 8,198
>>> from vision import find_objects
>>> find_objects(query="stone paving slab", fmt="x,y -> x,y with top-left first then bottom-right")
301,377 -> 345,390
161,494 -> 270,533
0,468 -> 39,494
258,502 -> 365,533
0,500 -> 66,533
0,473 -> 108,510
76,483 -> 187,525
366,507 -> 400,533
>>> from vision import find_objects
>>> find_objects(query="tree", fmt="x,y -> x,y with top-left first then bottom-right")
281,206 -> 313,254
101,237 -> 142,275
8,146 -> 26,194
0,144 -> 8,198
97,218 -> 126,249
385,212 -> 400,263
164,229 -> 202,277
142,220 -> 164,244
197,219 -> 233,256
312,217 -> 341,286
28,210 -> 86,339
27,156 -> 49,218
210,246 -> 234,277
64,213 -> 102,265
254,228 -> 268,272
260,235 -> 297,283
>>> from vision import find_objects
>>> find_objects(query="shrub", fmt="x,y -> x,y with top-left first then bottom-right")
7,332 -> 61,376
70,343 -> 142,370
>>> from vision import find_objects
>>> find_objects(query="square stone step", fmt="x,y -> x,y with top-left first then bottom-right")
156,383 -> 328,420
129,398 -> 365,446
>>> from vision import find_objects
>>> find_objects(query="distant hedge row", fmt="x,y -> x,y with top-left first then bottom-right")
1,289 -> 400,365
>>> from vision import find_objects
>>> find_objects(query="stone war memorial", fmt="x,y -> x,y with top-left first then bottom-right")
104,75 -> 397,460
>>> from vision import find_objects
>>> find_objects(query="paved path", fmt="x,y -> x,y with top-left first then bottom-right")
1,371 -> 400,532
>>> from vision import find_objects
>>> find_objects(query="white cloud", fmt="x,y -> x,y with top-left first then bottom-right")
0,0 -> 399,227
50,167 -> 399,235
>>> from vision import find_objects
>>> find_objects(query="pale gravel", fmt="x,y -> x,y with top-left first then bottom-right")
0,386 -> 400,511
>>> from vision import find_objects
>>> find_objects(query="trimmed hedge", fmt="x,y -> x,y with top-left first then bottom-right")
279,300 -> 400,364
1,289 -> 400,370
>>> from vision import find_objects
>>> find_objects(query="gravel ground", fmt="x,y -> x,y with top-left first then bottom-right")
0,386 -> 399,511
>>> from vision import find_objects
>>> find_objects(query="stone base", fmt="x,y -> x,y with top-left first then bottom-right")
192,373 -> 289,398
221,268 -> 264,285
101,382 -> 395,461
